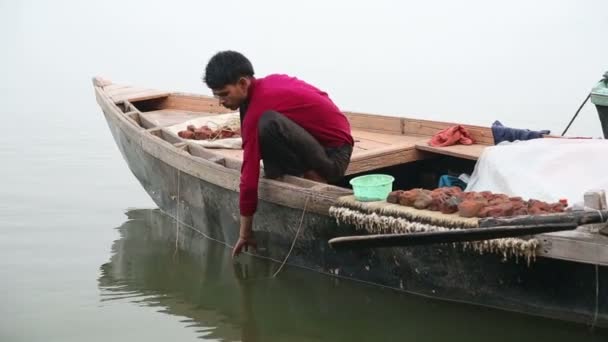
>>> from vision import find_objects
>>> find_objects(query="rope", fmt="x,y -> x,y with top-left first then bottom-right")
590,208 -> 606,329
272,195 -> 310,278
160,194 -> 311,278
591,264 -> 599,329
173,170 -> 181,260
203,117 -> 241,141
160,209 -> 311,267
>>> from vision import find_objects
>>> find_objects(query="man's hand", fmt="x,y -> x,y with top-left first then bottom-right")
233,215 -> 256,258
233,235 -> 256,258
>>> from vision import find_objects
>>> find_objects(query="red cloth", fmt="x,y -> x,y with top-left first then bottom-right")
428,125 -> 475,147
239,74 -> 354,216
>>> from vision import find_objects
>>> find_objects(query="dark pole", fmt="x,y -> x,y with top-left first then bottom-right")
328,222 -> 578,250
561,93 -> 591,136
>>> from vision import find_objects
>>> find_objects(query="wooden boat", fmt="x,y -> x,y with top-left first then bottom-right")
92,77 -> 608,328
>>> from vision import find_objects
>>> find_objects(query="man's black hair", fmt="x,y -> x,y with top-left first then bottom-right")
203,50 -> 254,89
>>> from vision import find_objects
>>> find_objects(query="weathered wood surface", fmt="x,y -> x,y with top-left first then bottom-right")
159,124 -> 435,175
112,89 -> 170,103
139,109 -> 215,128
93,77 -> 170,103
348,143 -> 428,175
538,228 -> 608,265
351,130 -> 422,145
102,81 -> 493,166
105,86 -> 169,103
344,111 -> 403,133
352,137 -> 389,151
163,93 -> 233,113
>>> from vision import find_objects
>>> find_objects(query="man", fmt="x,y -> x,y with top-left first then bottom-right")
203,51 -> 354,257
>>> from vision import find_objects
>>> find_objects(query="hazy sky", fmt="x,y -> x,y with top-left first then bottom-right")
1,0 -> 607,136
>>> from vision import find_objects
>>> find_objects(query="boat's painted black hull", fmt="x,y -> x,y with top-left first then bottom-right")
103,107 -> 608,329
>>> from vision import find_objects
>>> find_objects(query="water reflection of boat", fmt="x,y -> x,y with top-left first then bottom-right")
98,209 -> 607,341
93,78 -> 608,328
98,209 -> 246,341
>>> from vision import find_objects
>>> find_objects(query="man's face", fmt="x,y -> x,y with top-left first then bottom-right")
212,77 -> 250,110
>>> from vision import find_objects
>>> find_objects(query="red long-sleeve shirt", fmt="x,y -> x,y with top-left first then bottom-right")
239,74 -> 353,216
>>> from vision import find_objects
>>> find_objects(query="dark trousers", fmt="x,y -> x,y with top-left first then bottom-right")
258,111 -> 352,183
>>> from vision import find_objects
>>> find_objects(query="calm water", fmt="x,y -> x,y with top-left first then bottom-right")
9,207 -> 604,342
2,0 -> 608,341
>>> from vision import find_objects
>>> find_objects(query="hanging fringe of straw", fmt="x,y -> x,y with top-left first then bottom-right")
329,206 -> 539,266
336,196 -> 479,229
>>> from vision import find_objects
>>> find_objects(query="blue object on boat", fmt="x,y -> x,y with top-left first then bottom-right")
438,175 -> 467,190
491,120 -> 550,144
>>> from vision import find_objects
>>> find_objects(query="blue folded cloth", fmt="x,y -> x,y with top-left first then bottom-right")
438,175 -> 467,190
491,120 -> 550,144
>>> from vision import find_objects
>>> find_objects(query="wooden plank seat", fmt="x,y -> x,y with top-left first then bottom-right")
177,132 -> 486,175
415,143 -> 488,160
165,115 -> 485,166
106,85 -> 170,103
170,123 -> 484,175
402,117 -> 493,160
206,130 -> 428,175
346,129 -> 429,174
119,89 -> 493,174
138,109 -> 216,129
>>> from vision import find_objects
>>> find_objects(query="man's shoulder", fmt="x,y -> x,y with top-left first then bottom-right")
259,73 -> 289,80
257,73 -> 299,87
256,74 -> 324,96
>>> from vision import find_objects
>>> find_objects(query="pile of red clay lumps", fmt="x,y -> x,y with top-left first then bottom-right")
178,124 -> 241,140
387,187 -> 568,218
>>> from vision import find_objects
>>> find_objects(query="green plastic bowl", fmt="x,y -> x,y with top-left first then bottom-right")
349,174 -> 395,202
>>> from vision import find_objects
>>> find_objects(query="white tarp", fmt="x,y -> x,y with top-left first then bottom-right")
165,112 -> 242,149
465,138 -> 608,206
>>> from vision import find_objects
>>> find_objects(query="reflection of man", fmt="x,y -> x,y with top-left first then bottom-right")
233,263 -> 259,342
203,51 -> 354,257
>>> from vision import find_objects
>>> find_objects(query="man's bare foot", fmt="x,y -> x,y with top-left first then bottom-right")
264,173 -> 286,181
302,170 -> 327,183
